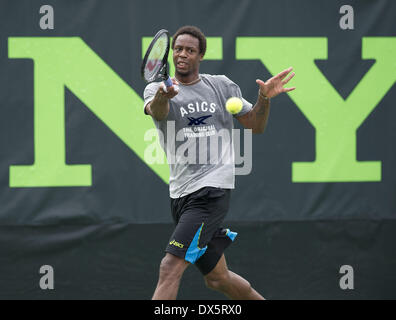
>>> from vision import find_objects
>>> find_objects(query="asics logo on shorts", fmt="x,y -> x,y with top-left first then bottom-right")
187,115 -> 212,126
169,239 -> 184,248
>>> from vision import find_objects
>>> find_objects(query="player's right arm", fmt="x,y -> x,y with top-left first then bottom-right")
145,80 -> 179,121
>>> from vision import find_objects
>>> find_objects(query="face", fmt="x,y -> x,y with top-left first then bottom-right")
173,34 -> 203,77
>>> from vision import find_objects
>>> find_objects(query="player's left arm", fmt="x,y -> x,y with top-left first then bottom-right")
236,67 -> 295,134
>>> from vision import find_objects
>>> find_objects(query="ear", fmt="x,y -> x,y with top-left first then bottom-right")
199,53 -> 204,61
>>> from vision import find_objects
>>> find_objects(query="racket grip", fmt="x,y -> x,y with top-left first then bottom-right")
164,76 -> 173,87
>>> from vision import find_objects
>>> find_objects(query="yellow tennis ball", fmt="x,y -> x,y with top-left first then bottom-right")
225,97 -> 243,114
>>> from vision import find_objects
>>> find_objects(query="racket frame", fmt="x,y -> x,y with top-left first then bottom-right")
141,29 -> 172,86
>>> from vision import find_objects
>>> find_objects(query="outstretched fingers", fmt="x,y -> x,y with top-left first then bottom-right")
283,86 -> 296,92
275,67 -> 293,80
282,71 -> 295,85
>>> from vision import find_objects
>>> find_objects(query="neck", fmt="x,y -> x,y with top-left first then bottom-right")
175,73 -> 200,86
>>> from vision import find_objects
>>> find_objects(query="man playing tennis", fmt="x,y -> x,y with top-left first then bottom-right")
143,25 -> 295,300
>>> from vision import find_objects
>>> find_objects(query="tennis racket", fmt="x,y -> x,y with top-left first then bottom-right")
141,29 -> 173,89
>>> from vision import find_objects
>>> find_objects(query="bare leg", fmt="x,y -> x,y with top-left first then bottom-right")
204,254 -> 265,300
152,253 -> 190,300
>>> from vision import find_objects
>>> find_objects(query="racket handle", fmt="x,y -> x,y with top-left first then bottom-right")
164,76 -> 173,87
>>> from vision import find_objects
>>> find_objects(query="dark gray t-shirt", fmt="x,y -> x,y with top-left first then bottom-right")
144,74 -> 252,198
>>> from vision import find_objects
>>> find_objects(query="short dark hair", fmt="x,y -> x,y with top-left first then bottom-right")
172,25 -> 207,56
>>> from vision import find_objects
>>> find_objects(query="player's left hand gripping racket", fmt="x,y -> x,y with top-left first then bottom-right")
141,29 -> 173,90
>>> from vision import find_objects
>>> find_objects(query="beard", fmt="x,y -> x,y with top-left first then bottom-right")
175,67 -> 191,76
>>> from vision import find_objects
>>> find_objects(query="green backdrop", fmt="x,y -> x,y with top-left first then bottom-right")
0,0 -> 395,299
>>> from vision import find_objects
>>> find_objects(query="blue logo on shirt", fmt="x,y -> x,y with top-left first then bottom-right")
187,115 -> 212,126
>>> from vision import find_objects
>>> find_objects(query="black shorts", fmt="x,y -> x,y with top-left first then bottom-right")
166,187 -> 237,275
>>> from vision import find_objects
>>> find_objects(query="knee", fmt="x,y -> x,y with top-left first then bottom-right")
204,271 -> 231,292
158,255 -> 185,282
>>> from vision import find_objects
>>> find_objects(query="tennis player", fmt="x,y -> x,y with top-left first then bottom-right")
143,25 -> 295,300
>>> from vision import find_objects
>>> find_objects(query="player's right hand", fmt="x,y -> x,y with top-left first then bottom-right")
158,78 -> 179,99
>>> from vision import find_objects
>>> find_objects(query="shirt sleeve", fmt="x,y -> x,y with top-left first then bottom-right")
143,82 -> 161,115
220,75 -> 253,117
